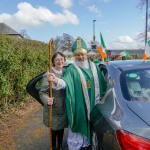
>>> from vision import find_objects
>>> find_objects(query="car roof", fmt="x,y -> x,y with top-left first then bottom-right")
104,59 -> 150,72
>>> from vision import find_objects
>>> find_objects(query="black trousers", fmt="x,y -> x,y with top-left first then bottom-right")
52,129 -> 64,148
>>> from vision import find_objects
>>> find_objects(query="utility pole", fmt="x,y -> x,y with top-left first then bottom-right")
91,20 -> 97,51
145,0 -> 148,45
93,20 -> 96,42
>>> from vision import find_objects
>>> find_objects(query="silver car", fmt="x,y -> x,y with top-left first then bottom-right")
26,59 -> 150,150
91,59 -> 150,150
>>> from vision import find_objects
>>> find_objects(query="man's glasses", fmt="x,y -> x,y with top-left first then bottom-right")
54,58 -> 64,62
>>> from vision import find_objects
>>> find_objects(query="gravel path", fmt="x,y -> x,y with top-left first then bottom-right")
0,102 -> 68,150
15,108 -> 68,150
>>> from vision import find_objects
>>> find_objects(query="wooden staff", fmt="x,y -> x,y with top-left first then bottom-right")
49,38 -> 54,150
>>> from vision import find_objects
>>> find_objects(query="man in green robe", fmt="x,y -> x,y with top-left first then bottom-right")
49,37 -> 106,150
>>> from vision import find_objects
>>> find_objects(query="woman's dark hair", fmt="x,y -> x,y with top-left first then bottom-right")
52,52 -> 66,66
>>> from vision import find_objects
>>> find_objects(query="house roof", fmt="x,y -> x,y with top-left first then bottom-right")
0,22 -> 23,38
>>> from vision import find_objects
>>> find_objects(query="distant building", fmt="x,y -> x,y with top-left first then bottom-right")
106,49 -> 144,58
106,49 -> 144,55
88,48 -> 144,55
0,22 -> 23,38
88,48 -> 144,59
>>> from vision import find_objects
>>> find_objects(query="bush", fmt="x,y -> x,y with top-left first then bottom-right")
0,35 -> 52,109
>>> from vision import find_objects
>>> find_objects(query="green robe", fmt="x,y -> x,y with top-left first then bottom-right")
62,62 -> 106,144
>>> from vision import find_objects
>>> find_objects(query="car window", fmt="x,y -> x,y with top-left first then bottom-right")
26,72 -> 45,106
121,68 -> 150,102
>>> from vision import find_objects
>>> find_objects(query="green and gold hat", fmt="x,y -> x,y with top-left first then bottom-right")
72,37 -> 87,55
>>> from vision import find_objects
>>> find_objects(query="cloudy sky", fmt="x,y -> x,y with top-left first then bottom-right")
0,0 -> 146,49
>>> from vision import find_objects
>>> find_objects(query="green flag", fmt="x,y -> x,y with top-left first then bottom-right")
143,39 -> 150,60
99,32 -> 107,61
100,32 -> 106,48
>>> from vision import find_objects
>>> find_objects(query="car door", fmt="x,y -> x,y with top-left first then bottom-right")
91,64 -> 120,150
26,71 -> 46,106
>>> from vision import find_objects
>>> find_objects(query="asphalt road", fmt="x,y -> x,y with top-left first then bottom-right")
14,108 -> 68,150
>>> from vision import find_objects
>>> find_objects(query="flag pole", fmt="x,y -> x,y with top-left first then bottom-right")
49,38 -> 54,150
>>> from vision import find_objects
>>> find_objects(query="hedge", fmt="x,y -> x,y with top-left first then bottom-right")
0,35 -> 53,109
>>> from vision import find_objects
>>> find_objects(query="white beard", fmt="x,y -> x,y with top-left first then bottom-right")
75,59 -> 89,69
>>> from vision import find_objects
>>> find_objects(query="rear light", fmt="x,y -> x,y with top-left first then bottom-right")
116,130 -> 150,150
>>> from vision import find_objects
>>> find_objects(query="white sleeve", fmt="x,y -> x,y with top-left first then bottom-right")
52,78 -> 66,90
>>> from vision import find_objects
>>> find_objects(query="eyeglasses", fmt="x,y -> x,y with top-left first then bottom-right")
54,58 -> 64,62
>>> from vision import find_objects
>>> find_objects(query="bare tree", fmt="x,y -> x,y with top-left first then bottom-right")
52,36 -> 62,53
137,0 -> 150,44
19,29 -> 31,39
53,33 -> 74,52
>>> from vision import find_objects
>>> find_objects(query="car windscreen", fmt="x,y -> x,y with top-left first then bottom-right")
120,68 -> 150,101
